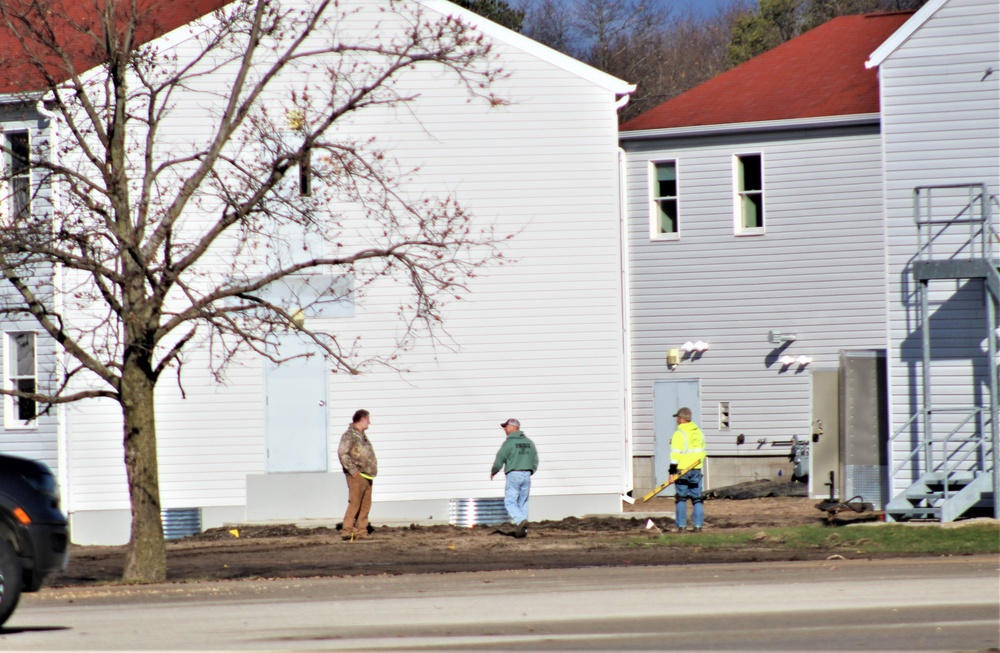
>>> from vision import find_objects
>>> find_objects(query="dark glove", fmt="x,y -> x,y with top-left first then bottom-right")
669,464 -> 678,475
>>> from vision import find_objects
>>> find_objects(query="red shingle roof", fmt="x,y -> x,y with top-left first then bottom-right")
620,12 -> 912,132
0,0 -> 231,95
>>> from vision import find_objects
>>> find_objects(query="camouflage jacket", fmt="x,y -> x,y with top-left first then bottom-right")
337,425 -> 378,477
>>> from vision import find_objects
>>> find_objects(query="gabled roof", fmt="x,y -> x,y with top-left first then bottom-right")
620,11 -> 913,133
0,0 -> 229,95
0,0 -> 633,99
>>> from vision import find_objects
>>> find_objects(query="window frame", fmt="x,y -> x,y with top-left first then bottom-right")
648,159 -> 680,241
3,131 -> 32,225
4,331 -> 38,429
733,153 -> 765,236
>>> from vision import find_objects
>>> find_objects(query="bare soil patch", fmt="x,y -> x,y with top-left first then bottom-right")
49,496 -> 890,587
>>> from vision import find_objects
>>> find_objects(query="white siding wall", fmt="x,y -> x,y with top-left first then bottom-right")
0,107 -> 60,471
880,0 -> 1000,494
60,0 -> 629,528
623,125 -> 888,459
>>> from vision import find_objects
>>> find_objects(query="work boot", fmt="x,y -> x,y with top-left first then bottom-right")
516,519 -> 528,538
673,526 -> 686,533
692,527 -> 702,533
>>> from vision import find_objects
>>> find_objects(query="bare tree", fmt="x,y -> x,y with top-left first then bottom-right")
520,0 -> 746,122
574,0 -> 666,73
522,0 -> 575,54
605,5 -> 747,123
0,0 -> 506,582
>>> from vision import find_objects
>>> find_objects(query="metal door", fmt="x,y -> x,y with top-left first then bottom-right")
264,336 -> 329,473
652,379 -> 701,487
810,368 -> 840,499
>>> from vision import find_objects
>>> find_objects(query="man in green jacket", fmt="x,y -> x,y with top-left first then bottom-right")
490,418 -> 538,538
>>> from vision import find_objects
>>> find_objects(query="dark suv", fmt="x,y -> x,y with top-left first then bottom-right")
0,454 -> 69,626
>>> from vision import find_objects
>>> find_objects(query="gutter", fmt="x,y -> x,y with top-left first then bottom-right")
619,113 -> 881,142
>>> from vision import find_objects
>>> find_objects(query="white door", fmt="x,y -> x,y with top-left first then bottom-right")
652,379 -> 701,487
264,336 -> 328,473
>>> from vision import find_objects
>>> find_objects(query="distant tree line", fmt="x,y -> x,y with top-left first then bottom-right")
452,0 -> 929,123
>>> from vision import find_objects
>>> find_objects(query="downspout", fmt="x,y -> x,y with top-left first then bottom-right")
35,98 -> 70,517
614,92 -> 635,502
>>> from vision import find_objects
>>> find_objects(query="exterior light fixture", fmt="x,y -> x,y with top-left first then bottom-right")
778,355 -> 796,366
768,330 -> 797,344
795,355 -> 813,366
693,341 -> 710,352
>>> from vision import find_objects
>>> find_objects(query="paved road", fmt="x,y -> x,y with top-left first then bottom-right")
2,556 -> 997,651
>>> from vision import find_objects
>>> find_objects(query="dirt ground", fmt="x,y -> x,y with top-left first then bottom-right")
49,494 -> 891,588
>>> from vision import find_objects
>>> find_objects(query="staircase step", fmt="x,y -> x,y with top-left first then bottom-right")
905,491 -> 952,501
887,507 -> 941,518
924,472 -> 976,484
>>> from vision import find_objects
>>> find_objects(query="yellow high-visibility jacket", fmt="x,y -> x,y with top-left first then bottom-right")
670,422 -> 706,472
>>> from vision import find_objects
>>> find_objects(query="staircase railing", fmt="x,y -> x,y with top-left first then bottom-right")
913,183 -> 992,263
892,183 -> 999,520
890,406 -> 985,502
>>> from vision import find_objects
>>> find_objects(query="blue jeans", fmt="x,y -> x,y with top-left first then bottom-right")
674,469 -> 704,529
504,471 -> 532,523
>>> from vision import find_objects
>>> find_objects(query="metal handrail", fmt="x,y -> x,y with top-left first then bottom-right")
889,407 -> 982,478
914,184 -> 990,263
936,409 -> 984,501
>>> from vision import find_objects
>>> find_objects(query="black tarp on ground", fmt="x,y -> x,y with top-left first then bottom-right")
707,478 -> 808,500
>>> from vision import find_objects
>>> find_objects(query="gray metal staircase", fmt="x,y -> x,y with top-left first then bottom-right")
886,184 -> 999,523
886,471 -> 993,522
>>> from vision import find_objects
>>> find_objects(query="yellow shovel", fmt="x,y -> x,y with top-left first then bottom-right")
641,461 -> 701,502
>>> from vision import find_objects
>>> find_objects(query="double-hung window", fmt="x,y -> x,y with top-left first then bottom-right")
4,132 -> 31,223
4,332 -> 37,427
735,153 -> 764,234
650,160 -> 679,239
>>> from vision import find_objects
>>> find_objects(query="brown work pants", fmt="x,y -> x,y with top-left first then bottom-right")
342,472 -> 373,537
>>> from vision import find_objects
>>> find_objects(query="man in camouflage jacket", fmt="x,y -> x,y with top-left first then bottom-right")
338,409 -> 378,540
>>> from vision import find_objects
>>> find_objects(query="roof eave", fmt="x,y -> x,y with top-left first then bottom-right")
866,0 -> 947,69
619,113 -> 881,141
418,0 -> 635,96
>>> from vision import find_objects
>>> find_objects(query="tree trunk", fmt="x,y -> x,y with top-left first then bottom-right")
121,354 -> 166,583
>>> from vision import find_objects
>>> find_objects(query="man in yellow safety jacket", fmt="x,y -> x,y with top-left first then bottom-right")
668,406 -> 707,532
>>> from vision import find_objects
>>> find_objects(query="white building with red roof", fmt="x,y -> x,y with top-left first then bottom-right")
0,0 -> 636,544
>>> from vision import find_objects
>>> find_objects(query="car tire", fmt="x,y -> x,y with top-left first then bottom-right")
0,537 -> 23,628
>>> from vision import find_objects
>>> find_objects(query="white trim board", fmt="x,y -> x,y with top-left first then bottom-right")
866,0 -> 948,68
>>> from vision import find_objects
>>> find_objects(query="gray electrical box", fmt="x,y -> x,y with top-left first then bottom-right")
839,350 -> 889,507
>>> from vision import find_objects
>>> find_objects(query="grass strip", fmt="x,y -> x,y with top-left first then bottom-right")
629,523 -> 1000,556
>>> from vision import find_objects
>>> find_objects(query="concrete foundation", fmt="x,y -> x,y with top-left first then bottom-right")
632,455 -> 794,497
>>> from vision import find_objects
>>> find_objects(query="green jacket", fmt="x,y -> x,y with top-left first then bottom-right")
491,430 -> 538,476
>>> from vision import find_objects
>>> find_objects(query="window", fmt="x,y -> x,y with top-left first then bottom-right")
5,332 -> 37,427
4,132 -> 31,223
735,153 -> 763,234
650,161 -> 678,238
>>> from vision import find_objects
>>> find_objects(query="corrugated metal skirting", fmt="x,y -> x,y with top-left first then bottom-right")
449,498 -> 510,527
162,508 -> 202,540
